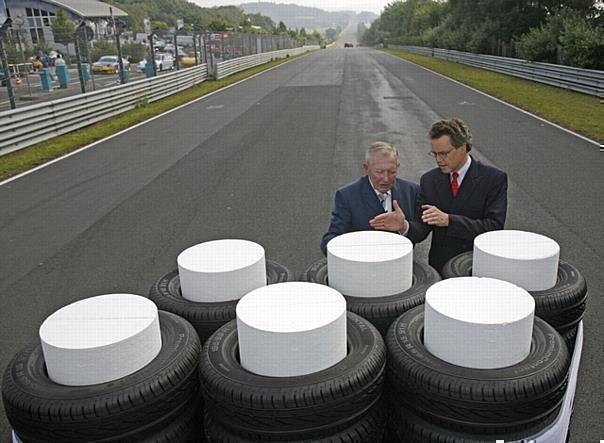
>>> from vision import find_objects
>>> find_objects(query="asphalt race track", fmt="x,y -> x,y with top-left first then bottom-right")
0,47 -> 602,441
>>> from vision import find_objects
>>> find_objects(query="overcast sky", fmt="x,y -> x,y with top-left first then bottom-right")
190,1 -> 390,14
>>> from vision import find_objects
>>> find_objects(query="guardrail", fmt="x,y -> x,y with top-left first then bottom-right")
215,46 -> 319,80
391,45 -> 604,97
0,65 -> 208,156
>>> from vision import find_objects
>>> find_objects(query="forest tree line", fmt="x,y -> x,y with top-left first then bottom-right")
359,0 -> 604,69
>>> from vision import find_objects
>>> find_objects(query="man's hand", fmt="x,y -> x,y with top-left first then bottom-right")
421,204 -> 449,226
369,200 -> 407,232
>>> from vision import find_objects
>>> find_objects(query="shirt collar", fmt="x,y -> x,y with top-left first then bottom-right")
453,155 -> 472,183
368,177 -> 391,197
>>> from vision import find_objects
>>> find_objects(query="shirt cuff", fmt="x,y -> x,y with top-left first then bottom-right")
398,221 -> 410,236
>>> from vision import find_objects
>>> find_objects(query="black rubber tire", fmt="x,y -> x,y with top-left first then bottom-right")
385,400 -> 559,443
299,258 -> 441,335
204,402 -> 386,442
2,311 -> 202,442
200,312 -> 386,437
138,395 -> 205,443
559,324 -> 579,353
148,259 -> 293,344
386,305 -> 570,433
441,252 -> 588,330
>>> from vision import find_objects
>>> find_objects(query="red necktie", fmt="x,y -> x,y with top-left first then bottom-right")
451,172 -> 459,197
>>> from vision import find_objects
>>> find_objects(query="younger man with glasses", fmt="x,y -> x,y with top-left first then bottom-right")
371,117 -> 508,273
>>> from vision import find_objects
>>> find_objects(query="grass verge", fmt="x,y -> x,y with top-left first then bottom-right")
0,54 -> 307,181
383,48 -> 603,144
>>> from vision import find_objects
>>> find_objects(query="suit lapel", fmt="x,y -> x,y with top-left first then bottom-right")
361,176 -> 385,213
433,171 -> 453,210
451,158 -> 480,210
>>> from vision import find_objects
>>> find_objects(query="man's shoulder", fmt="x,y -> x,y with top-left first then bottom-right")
420,167 -> 443,182
472,159 -> 507,179
337,176 -> 366,193
395,177 -> 419,192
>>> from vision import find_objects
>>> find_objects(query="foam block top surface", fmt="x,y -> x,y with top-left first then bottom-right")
474,230 -> 559,260
327,231 -> 412,262
39,294 -> 158,349
236,282 -> 346,333
426,277 -> 535,324
178,239 -> 265,272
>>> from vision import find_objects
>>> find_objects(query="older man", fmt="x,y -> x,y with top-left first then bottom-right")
321,142 -> 420,255
371,118 -> 508,273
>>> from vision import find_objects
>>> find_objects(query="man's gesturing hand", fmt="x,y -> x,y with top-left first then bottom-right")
421,204 -> 449,226
369,200 -> 407,232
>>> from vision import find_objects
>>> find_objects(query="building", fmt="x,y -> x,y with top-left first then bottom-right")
5,0 -> 127,48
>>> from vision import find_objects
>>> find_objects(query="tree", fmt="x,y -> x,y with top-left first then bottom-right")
277,21 -> 287,33
51,8 -> 75,45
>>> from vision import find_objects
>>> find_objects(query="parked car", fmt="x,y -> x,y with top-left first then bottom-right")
91,56 -> 130,74
180,53 -> 200,67
137,53 -> 174,73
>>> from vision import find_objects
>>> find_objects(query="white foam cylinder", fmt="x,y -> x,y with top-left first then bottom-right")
236,282 -> 347,377
424,277 -> 535,369
473,230 -> 560,291
327,231 -> 413,297
178,239 -> 266,302
39,294 -> 162,386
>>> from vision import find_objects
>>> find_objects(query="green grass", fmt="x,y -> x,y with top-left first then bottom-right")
0,54 -> 306,181
383,48 -> 604,144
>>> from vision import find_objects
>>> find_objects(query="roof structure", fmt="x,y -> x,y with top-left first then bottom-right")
44,0 -> 128,18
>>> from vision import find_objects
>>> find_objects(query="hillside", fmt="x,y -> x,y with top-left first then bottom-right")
240,2 -> 377,30
103,0 -> 276,33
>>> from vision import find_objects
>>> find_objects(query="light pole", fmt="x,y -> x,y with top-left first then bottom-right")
0,18 -> 16,109
12,17 -> 32,97
109,7 -> 126,83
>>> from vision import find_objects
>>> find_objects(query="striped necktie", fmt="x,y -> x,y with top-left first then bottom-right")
378,193 -> 389,211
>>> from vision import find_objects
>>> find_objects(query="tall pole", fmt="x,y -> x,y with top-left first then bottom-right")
15,29 -> 32,97
173,33 -> 179,70
148,32 -> 157,76
193,33 -> 198,65
110,6 -> 126,83
74,35 -> 86,94
0,24 -> 16,109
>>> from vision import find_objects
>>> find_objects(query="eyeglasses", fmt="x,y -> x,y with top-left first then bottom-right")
428,147 -> 456,159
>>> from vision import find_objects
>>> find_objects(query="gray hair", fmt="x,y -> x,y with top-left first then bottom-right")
365,141 -> 400,165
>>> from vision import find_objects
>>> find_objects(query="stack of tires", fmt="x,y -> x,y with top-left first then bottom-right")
442,249 -> 587,349
149,241 -> 293,345
385,305 -> 571,442
300,232 -> 440,335
2,297 -> 204,442
200,283 -> 387,442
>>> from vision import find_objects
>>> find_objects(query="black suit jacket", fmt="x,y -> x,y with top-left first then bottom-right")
407,156 -> 508,273
321,176 -> 420,255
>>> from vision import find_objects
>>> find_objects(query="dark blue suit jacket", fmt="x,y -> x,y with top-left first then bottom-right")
407,156 -> 508,273
321,176 -> 420,255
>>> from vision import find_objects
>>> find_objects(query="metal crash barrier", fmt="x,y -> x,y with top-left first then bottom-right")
0,64 -> 208,156
392,45 -> 604,97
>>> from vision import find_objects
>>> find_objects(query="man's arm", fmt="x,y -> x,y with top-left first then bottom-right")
406,177 -> 432,244
446,172 -> 508,240
320,190 -> 352,255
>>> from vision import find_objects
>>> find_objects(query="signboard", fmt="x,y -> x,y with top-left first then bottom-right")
143,17 -> 151,34
177,18 -> 184,30
0,0 -> 8,27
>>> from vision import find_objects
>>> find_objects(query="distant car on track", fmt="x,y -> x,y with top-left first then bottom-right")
344,42 -> 354,48
92,56 -> 130,74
